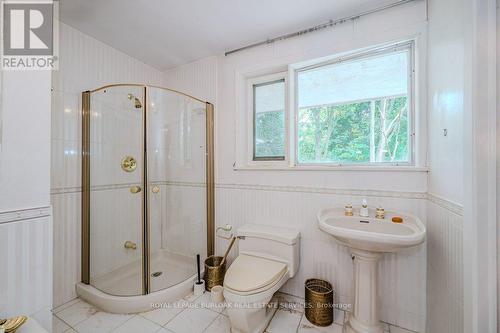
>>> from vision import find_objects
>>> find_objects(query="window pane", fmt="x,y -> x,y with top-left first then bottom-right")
297,48 -> 410,164
253,79 -> 285,159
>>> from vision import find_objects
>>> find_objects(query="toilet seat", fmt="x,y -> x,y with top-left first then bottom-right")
224,254 -> 287,296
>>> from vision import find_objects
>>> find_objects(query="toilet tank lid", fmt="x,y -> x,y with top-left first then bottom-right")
237,224 -> 300,245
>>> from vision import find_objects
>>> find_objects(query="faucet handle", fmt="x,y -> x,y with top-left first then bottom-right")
124,241 -> 137,249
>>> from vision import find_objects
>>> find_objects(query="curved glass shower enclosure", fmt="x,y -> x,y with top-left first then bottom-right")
81,84 -> 214,297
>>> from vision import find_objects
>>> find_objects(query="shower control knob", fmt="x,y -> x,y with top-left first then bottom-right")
124,241 -> 137,250
130,186 -> 142,194
121,156 -> 137,172
152,186 -> 160,193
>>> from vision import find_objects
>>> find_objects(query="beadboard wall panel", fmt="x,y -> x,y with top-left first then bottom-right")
426,199 -> 463,333
0,216 -> 52,327
215,186 -> 427,331
163,56 -> 217,104
51,192 -> 81,307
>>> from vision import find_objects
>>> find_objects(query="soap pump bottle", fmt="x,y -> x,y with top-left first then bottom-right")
360,199 -> 369,217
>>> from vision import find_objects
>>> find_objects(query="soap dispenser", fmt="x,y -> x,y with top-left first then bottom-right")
360,199 -> 369,217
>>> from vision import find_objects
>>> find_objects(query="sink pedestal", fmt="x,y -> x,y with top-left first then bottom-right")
345,249 -> 384,333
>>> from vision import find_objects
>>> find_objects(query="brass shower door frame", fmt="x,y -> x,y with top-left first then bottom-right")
81,84 -> 215,294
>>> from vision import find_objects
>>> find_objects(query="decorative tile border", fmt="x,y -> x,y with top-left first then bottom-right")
427,193 -> 463,216
51,186 -> 81,195
50,181 -> 204,195
216,183 -> 427,199
51,182 -> 425,198
0,205 -> 52,225
50,182 -> 462,215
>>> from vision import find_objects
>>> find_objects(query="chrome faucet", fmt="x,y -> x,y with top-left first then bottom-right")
360,199 -> 369,217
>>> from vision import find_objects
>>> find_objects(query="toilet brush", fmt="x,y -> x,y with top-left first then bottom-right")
194,254 -> 205,295
197,254 -> 201,283
220,236 -> 237,266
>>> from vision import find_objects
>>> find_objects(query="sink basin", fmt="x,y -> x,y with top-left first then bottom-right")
317,208 -> 425,252
317,207 -> 426,333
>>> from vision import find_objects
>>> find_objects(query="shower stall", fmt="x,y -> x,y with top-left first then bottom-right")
76,84 -> 214,313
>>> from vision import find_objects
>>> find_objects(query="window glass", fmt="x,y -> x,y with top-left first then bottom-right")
297,48 -> 411,164
253,79 -> 285,160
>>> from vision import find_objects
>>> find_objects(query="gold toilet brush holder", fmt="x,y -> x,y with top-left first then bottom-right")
204,236 -> 237,291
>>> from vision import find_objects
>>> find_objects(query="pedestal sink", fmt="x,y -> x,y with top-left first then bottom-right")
317,208 -> 425,333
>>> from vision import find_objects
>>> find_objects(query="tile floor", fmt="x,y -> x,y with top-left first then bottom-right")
51,292 -> 415,333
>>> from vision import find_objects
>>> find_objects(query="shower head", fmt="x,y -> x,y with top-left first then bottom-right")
127,93 -> 142,109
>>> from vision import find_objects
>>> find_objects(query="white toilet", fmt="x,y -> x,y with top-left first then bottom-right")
223,224 -> 300,333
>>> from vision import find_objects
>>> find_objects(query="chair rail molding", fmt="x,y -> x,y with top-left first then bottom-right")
0,206 -> 52,225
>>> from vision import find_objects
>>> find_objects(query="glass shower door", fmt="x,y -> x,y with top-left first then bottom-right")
89,86 -> 145,296
147,87 -> 208,292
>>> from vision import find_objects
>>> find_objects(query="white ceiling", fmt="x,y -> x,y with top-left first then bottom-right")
60,0 -> 399,70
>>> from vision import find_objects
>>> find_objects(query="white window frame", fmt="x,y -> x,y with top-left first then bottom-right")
245,71 -> 289,167
291,41 -> 416,167
234,38 -> 425,171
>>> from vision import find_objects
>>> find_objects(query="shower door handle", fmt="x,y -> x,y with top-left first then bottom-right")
130,186 -> 142,194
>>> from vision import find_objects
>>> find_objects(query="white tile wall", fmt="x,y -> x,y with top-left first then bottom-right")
162,184 -> 206,258
51,23 -> 163,307
52,23 -> 209,307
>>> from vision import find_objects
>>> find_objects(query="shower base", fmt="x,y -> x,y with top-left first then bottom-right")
76,249 -> 200,314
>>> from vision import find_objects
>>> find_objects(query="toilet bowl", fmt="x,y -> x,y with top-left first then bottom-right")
223,224 -> 300,333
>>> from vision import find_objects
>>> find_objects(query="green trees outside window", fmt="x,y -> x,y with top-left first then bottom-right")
250,43 -> 413,165
297,96 -> 408,164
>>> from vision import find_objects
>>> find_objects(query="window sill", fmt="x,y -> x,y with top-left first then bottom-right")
233,165 -> 429,172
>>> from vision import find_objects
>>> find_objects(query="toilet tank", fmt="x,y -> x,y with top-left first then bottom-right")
236,224 -> 300,278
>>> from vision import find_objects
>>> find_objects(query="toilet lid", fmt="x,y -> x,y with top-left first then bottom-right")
224,254 -> 287,293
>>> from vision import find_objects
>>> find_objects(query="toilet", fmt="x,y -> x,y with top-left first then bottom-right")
223,224 -> 300,333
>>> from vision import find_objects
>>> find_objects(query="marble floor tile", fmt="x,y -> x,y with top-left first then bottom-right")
164,307 -> 219,333
266,309 -> 302,333
192,291 -> 226,313
204,313 -> 231,333
51,294 -> 417,333
156,328 -> 175,333
297,316 -> 343,333
183,292 -> 202,303
53,298 -> 80,314
381,321 -> 391,332
54,299 -> 98,326
72,311 -> 133,333
52,315 -> 72,333
139,299 -> 187,326
275,292 -> 305,313
112,315 -> 161,332
333,309 -> 345,326
390,325 -> 416,333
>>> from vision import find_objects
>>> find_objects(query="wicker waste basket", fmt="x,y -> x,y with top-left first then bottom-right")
305,278 -> 334,326
204,256 -> 226,291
